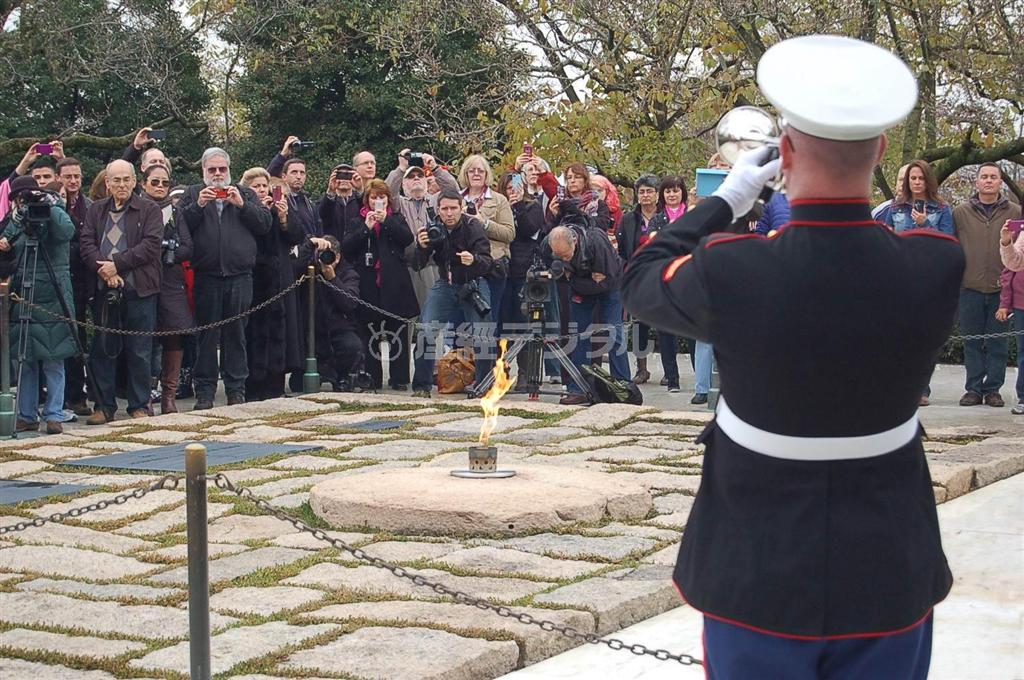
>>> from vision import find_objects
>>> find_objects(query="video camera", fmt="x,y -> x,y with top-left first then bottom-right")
523,256 -> 565,311
290,140 -> 316,151
20,190 -> 58,237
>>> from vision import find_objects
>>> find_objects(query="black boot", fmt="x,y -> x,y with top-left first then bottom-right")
176,366 -> 194,399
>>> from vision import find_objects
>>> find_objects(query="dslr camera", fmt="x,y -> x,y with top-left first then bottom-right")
424,207 -> 447,247
402,151 -> 425,168
458,279 -> 491,318
161,237 -> 180,266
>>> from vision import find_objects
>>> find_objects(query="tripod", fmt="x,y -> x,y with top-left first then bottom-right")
469,294 -> 595,401
11,213 -> 105,435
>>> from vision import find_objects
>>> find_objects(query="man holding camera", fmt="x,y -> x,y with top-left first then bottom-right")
268,136 -> 321,237
546,206 -> 629,405
122,127 -> 169,175
410,190 -> 493,397
318,163 -> 363,241
79,160 -> 164,423
179,148 -> 271,408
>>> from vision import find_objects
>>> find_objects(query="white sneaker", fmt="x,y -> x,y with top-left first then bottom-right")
1012,401 -> 1024,415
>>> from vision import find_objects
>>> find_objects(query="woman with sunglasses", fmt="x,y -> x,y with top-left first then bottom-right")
142,164 -> 193,413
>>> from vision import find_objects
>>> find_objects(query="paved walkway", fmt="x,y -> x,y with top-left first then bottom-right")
500,474 -> 1024,680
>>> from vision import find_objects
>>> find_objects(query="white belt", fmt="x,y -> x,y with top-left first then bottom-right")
714,396 -> 919,461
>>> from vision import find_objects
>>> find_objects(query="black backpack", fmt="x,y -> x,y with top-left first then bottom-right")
580,364 -> 643,405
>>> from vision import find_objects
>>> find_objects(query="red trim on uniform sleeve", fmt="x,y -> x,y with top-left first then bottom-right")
897,229 -> 960,244
788,198 -> 871,206
673,580 -> 937,641
662,253 -> 693,281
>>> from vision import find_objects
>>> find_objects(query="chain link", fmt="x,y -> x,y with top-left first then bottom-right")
9,274 -> 311,337
0,475 -> 183,535
209,472 -> 702,667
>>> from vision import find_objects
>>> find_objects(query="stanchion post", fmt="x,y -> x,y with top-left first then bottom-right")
185,443 -> 210,680
0,282 -> 15,437
302,265 -> 320,393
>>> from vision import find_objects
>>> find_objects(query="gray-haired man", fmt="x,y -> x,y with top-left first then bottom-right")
178,147 -> 271,408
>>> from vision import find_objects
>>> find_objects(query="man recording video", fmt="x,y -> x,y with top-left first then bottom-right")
410,190 -> 493,397
544,201 -> 629,405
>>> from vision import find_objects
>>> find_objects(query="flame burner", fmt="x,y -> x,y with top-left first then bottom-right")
451,445 -> 517,479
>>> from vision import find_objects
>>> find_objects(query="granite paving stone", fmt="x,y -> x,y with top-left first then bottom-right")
642,543 -> 681,566
30,489 -> 185,522
283,563 -> 555,602
356,540 -> 462,563
584,445 -> 683,463
79,441 -> 153,451
488,533 -> 658,561
268,491 -> 309,508
112,502 -> 233,536
0,514 -> 156,554
0,591 -> 237,638
143,542 -> 249,561
21,472 -> 162,488
0,459 -> 51,477
653,493 -> 697,515
599,523 -> 680,541
0,545 -> 160,579
16,578 -> 180,601
202,397 -> 338,419
298,601 -> 595,665
14,445 -> 96,461
244,474 -> 329,498
416,415 -> 534,436
277,626 -> 519,680
638,410 -> 715,424
618,421 -> 708,437
926,458 -> 976,500
292,409 -> 435,429
534,435 -> 635,453
216,468 -> 286,483
341,438 -> 467,461
209,425 -> 313,443
149,547 -> 311,585
644,511 -> 691,529
271,530 -> 374,551
606,470 -> 703,494
491,427 -> 590,446
130,621 -> 339,675
937,438 -> 1024,488
0,627 -> 148,657
558,403 -> 652,430
209,586 -> 326,616
0,571 -> 24,583
436,546 -> 606,580
207,514 -> 302,543
266,455 -> 354,471
533,572 -> 681,634
637,437 -> 705,452
125,429 -> 200,444
0,659 -> 118,680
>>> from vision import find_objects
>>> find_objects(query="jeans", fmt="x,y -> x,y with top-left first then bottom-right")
694,340 -> 713,395
90,290 -> 158,414
959,288 -> 1008,395
567,290 -> 630,394
412,278 -> 491,392
1014,309 -> 1024,402
195,273 -> 253,400
659,331 -> 680,385
18,360 -> 65,422
475,273 -> 507,384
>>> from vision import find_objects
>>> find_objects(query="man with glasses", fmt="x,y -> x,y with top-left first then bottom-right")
352,151 -> 377,194
79,160 -> 164,423
179,148 -> 271,409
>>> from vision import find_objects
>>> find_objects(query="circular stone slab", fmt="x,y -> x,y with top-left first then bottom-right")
309,465 -> 653,537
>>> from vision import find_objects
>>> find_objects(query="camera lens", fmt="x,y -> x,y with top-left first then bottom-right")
318,249 -> 337,265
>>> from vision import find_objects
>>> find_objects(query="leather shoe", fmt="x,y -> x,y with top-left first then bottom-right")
129,409 -> 149,419
45,420 -> 63,435
559,393 -> 590,406
958,391 -> 982,406
15,418 -> 39,432
983,392 -> 1005,408
193,400 -> 214,411
86,410 -> 111,425
690,393 -> 709,405
68,401 -> 93,417
227,394 -> 245,406
919,395 -> 930,407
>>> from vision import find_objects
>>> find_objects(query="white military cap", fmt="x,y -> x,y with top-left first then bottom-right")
756,35 -> 917,141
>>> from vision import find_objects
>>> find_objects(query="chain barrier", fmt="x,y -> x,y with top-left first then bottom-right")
8,274 -> 310,337
208,472 -> 703,667
0,474 -> 183,536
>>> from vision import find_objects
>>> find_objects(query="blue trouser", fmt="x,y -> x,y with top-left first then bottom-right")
413,278 -> 490,392
694,339 -> 713,395
959,288 -> 1009,395
1014,308 -> 1024,402
703,614 -> 933,680
18,360 -> 65,422
567,290 -> 630,393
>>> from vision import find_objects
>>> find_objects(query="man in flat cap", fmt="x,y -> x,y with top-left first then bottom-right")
623,35 -> 963,678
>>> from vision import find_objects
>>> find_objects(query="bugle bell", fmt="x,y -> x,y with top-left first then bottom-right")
714,105 -> 784,191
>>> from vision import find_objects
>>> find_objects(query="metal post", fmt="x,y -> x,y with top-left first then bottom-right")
185,443 -> 210,680
0,282 -> 14,437
302,265 -> 320,393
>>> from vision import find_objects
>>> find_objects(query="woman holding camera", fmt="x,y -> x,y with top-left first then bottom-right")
883,160 -> 953,235
341,179 -> 418,390
239,169 -> 305,401
140,165 -> 193,413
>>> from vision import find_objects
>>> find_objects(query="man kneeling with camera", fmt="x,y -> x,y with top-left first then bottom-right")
410,190 -> 493,397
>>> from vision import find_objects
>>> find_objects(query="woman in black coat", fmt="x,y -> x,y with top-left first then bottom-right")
341,179 -> 419,390
240,169 -> 306,401
142,165 -> 194,413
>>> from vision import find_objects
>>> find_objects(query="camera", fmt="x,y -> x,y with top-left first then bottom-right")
318,249 -> 337,266
104,285 -> 123,306
458,279 -> 491,318
402,151 -> 425,168
425,207 -> 447,247
161,238 -> 180,266
290,140 -> 316,150
213,187 -> 229,199
465,200 -> 478,216
523,257 -> 564,311
21,190 -> 54,237
334,169 -> 354,181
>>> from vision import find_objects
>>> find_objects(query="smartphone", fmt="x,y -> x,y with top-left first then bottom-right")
510,174 -> 524,193
213,187 -> 229,199
147,130 -> 166,141
373,197 -> 386,213
913,200 -> 925,213
1008,219 -> 1024,236
523,143 -> 533,158
36,143 -> 54,155
555,186 -> 566,201
272,186 -> 282,203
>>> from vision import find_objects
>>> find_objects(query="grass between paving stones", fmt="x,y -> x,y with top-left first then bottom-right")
223,623 -> 362,680
0,644 -> 183,680
925,435 -> 985,444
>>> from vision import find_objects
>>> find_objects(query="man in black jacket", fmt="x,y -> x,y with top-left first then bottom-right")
546,206 -> 630,405
410,190 -> 493,397
179,147 -> 272,408
267,136 -> 320,237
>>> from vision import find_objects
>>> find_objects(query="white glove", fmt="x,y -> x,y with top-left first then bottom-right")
712,146 -> 782,221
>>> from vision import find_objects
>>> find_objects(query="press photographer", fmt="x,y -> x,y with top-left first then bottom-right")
544,199 -> 630,405
0,177 -> 77,434
410,190 -> 493,397
79,160 -> 164,423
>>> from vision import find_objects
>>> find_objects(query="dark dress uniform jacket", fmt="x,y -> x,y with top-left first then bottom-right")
622,197 -> 964,638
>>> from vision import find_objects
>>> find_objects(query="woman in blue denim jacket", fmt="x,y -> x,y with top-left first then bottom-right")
884,159 -> 953,235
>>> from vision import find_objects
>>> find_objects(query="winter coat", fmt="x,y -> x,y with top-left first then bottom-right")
80,193 -> 164,298
3,205 -> 77,361
157,200 -> 194,332
178,184 -> 272,277
341,210 -> 420,320
508,199 -> 546,279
